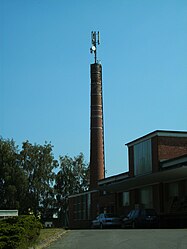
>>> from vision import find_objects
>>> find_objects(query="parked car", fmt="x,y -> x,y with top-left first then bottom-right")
122,208 -> 159,228
91,213 -> 122,229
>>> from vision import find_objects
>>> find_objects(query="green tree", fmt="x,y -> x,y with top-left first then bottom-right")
55,153 -> 89,225
0,137 -> 27,210
19,141 -> 58,216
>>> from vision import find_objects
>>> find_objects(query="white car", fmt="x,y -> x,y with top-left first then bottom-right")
91,213 -> 121,229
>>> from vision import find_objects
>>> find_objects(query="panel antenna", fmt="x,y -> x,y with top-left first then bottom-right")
90,31 -> 100,63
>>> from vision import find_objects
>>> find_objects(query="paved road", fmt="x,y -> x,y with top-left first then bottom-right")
47,229 -> 187,249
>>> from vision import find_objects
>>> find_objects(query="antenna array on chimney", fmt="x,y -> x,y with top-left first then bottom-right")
90,31 -> 100,63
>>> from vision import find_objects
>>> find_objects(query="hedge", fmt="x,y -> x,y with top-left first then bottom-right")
0,215 -> 42,249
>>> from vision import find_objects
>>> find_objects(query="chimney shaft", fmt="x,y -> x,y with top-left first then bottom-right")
90,63 -> 105,190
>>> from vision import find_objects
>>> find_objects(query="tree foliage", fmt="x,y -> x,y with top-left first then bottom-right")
54,153 -> 89,224
55,153 -> 89,196
19,141 -> 58,215
0,138 -> 58,217
0,137 -> 89,224
0,138 -> 27,210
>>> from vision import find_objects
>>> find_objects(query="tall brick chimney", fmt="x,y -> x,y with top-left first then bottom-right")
89,63 -> 105,190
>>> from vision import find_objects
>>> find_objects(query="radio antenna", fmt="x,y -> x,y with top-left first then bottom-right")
90,31 -> 100,63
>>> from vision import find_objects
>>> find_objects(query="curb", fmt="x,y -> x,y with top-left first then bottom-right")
30,230 -> 69,249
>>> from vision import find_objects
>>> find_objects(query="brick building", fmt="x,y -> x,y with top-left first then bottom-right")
68,130 -> 187,228
67,33 -> 187,229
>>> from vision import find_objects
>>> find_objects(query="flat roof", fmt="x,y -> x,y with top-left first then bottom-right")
161,154 -> 187,168
98,172 -> 129,186
99,166 -> 187,192
68,190 -> 98,199
126,130 -> 187,147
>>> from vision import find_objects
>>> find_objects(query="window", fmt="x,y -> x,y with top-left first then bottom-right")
140,186 -> 153,208
118,192 -> 130,207
123,192 -> 130,206
168,182 -> 179,198
134,139 -> 152,175
73,194 -> 88,220
133,209 -> 139,218
127,210 -> 134,218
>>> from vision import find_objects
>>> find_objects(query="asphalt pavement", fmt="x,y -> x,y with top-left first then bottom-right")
47,229 -> 187,249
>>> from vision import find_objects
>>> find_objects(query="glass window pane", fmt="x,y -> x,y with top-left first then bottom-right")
168,182 -> 179,197
134,139 -> 152,175
123,192 -> 130,206
140,186 -> 153,208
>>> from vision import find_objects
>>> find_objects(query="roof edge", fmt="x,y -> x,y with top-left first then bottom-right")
98,171 -> 129,186
126,130 -> 187,147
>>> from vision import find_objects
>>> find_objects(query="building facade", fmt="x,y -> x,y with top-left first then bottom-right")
68,130 -> 187,228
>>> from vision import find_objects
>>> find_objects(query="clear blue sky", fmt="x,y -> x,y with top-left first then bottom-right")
1,0 -> 187,176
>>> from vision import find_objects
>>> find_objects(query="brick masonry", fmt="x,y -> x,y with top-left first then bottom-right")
90,63 -> 105,190
158,136 -> 187,160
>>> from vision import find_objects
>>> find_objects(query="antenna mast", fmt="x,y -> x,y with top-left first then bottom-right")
90,31 -> 100,63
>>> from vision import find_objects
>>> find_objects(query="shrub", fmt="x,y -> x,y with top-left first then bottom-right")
0,215 -> 42,249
